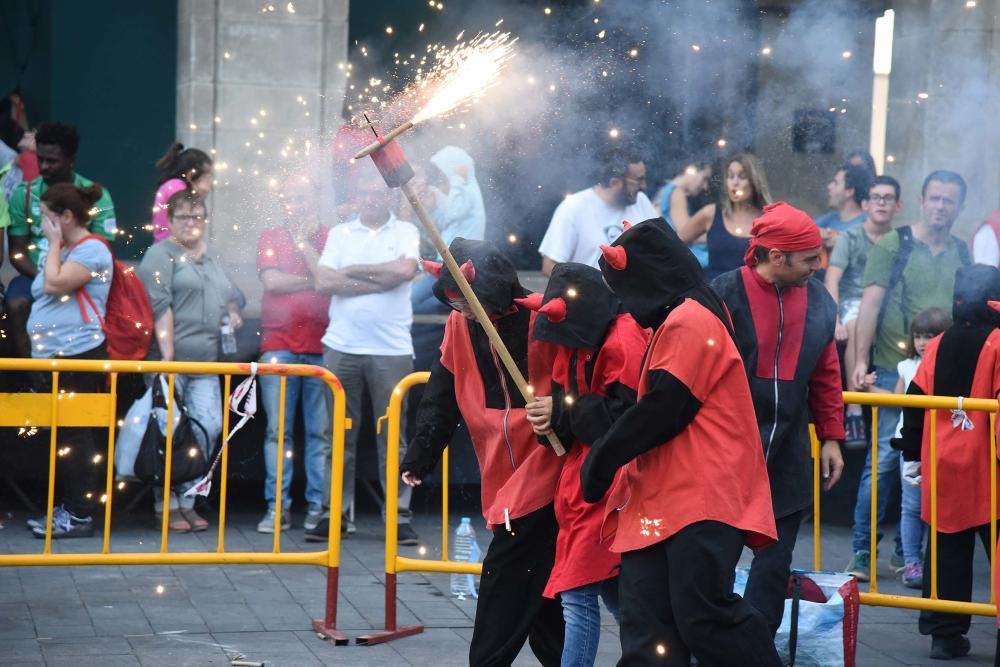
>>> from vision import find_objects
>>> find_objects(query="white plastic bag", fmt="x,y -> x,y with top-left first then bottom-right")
114,385 -> 153,480
114,375 -> 183,480
735,568 -> 860,667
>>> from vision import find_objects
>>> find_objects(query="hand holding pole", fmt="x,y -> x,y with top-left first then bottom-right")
399,181 -> 566,456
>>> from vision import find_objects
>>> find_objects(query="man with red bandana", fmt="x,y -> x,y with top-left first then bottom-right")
581,219 -> 780,666
400,238 -> 565,666
518,261 -> 648,667
710,202 -> 846,636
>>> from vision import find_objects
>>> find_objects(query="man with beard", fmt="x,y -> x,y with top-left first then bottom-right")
710,202 -> 846,636
849,170 -> 972,580
538,147 -> 657,275
580,219 -> 780,666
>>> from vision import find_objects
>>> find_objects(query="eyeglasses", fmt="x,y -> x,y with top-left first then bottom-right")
868,195 -> 897,205
173,214 -> 207,224
623,176 -> 647,186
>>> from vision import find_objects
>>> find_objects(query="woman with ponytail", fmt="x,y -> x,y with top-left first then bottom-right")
150,142 -> 213,243
25,182 -> 114,539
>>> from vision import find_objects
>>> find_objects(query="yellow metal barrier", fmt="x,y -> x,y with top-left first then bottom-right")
0,358 -> 352,644
812,391 -> 999,618
357,372 -> 481,645
360,377 -> 1000,645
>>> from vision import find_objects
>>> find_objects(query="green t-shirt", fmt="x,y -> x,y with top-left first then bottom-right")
0,159 -> 15,230
829,223 -> 875,305
863,228 -> 968,369
8,173 -> 117,265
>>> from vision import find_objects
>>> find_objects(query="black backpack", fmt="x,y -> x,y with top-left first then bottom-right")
876,226 -> 972,338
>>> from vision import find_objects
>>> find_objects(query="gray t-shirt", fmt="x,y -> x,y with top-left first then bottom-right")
828,223 -> 876,304
28,237 -> 112,358
137,240 -> 244,362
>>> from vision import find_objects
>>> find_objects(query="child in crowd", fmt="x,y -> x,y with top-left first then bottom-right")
869,307 -> 952,588
520,261 -> 648,667
893,265 -> 1000,661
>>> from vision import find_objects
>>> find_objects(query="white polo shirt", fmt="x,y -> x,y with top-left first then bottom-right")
318,215 -> 420,356
538,188 -> 657,268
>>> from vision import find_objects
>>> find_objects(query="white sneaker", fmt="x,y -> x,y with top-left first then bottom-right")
256,508 -> 291,533
304,508 -> 324,531
27,505 -> 69,531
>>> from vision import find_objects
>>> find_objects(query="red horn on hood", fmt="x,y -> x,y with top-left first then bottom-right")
422,259 -> 443,278
460,259 -> 477,284
600,244 -> 628,271
989,300 -> 1000,314
539,297 -> 568,323
622,220 -> 633,231
514,293 -> 544,311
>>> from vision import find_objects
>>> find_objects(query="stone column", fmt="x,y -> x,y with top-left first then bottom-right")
884,0 -> 1000,237
175,0 -> 349,315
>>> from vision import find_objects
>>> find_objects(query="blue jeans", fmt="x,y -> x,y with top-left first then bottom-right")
153,374 -> 223,511
559,578 -> 620,667
259,351 -> 331,512
851,366 -> 903,554
900,454 -> 925,562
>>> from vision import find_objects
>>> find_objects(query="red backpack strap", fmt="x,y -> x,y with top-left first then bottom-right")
68,232 -> 112,254
69,234 -> 111,327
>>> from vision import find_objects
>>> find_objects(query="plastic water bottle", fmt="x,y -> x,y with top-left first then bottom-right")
220,316 -> 238,355
450,517 -> 481,599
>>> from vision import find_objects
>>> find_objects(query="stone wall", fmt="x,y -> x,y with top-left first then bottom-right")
175,0 -> 349,316
883,0 -> 1000,238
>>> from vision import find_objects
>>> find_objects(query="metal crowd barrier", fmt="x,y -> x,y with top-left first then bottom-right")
812,391 -> 999,617
363,377 -> 1000,647
0,358 -> 352,645
357,372 -> 481,645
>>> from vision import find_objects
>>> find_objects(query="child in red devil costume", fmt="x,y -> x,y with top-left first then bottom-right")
400,238 -> 565,666
580,219 -> 781,667
517,261 -> 648,667
893,265 -> 1000,661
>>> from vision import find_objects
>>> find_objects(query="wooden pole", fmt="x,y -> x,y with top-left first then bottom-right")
400,181 -> 566,456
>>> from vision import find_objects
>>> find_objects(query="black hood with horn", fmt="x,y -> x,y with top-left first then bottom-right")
952,264 -> 1000,327
598,218 -> 732,334
431,238 -> 526,314
528,262 -> 621,350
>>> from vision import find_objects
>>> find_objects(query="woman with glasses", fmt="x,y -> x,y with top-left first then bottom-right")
137,189 -> 244,532
677,153 -> 772,282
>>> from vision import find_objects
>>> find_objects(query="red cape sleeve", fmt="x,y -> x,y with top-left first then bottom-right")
808,339 -> 846,441
647,301 -> 729,402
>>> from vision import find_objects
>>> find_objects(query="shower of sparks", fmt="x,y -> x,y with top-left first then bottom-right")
405,32 -> 517,125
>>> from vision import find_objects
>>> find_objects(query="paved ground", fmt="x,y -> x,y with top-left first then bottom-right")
0,508 -> 997,666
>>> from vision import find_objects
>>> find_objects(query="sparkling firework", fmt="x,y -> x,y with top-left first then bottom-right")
411,31 -> 516,124
353,32 -> 517,159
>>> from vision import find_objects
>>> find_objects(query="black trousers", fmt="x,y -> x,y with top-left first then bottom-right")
745,510 -> 804,636
469,503 -> 564,667
36,343 -> 108,518
618,521 -> 781,667
919,523 -> 992,638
